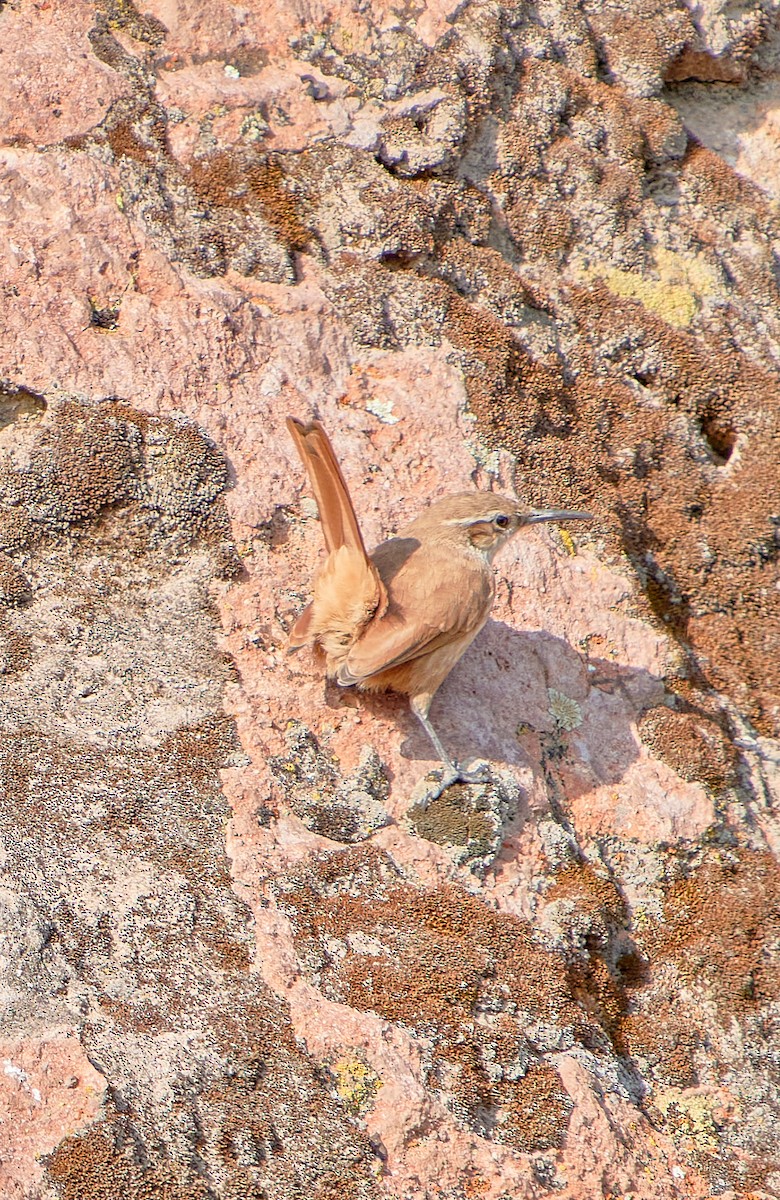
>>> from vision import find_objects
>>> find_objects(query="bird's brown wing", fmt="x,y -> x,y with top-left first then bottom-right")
338,622 -> 459,684
287,417 -> 367,557
339,541 -> 493,684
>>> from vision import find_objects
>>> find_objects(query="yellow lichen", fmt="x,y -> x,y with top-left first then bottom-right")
331,1054 -> 382,1116
581,248 -> 721,328
655,1087 -> 721,1151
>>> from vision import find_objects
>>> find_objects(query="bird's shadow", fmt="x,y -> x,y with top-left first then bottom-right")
345,619 -> 664,802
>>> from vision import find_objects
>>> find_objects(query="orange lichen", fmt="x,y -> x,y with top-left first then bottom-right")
623,850 -> 780,1078
279,845 -> 584,1148
186,152 -> 312,252
0,553 -> 31,605
502,1062 -> 573,1151
620,851 -> 780,1187
46,1122 -> 212,1199
638,705 -> 738,791
544,864 -> 640,1051
647,852 -> 780,1015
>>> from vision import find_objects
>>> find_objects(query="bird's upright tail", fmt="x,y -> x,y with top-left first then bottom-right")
286,418 -> 368,557
286,417 -> 387,655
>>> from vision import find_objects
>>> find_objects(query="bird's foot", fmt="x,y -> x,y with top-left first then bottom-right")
454,759 -> 492,786
416,759 -> 492,808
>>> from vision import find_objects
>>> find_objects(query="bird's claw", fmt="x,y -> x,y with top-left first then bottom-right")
455,760 -> 492,785
416,760 -> 492,808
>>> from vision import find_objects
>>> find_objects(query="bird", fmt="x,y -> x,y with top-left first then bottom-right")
287,416 -> 592,798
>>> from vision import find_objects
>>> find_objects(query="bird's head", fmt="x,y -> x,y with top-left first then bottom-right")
425,493 -> 593,558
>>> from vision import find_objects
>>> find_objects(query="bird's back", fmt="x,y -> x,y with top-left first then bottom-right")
337,531 -> 495,693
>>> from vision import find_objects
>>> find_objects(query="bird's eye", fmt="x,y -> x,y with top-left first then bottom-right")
494,514 -> 510,529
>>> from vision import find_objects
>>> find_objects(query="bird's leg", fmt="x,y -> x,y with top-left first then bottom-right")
411,697 -> 491,803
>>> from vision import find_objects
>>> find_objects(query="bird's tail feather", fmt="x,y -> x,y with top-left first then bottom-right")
286,417 -> 368,557
287,417 -> 388,655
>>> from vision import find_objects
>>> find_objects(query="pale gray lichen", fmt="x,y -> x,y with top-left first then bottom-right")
366,398 -> 399,425
547,689 -> 583,732
269,722 -> 391,842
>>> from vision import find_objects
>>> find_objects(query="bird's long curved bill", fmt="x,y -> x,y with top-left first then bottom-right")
527,509 -> 593,523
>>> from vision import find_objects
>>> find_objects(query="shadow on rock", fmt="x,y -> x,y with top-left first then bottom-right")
378,619 -> 664,801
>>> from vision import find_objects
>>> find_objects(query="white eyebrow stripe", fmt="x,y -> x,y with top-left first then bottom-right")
441,516 -> 502,527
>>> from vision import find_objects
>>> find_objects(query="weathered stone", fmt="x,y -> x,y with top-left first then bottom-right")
2,0 -> 779,1196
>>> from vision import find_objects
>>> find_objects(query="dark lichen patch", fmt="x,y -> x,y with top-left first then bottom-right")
637,703 -> 738,792
276,844 -> 586,1149
145,143 -> 296,278
0,611 -> 33,673
0,552 -> 31,606
408,785 -> 496,849
87,296 -> 121,330
545,863 -> 627,929
0,398 -> 137,532
158,714 -> 241,786
446,295 -> 570,438
64,51 -> 298,283
186,152 -> 314,254
0,395 -> 236,559
103,100 -> 169,164
95,0 -> 168,47
0,505 -> 34,552
269,721 -> 391,843
0,721 -> 252,987
406,773 -> 518,875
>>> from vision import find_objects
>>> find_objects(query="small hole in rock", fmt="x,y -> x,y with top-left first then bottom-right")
699,412 -> 736,464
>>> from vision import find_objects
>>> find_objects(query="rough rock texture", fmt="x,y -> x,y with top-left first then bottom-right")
1,0 -> 779,1198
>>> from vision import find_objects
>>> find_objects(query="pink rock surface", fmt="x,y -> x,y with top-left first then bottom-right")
0,1033 -> 106,1198
0,2 -> 129,144
3,0 -> 780,1195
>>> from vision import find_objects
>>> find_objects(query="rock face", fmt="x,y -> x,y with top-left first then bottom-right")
1,1 -> 779,1198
